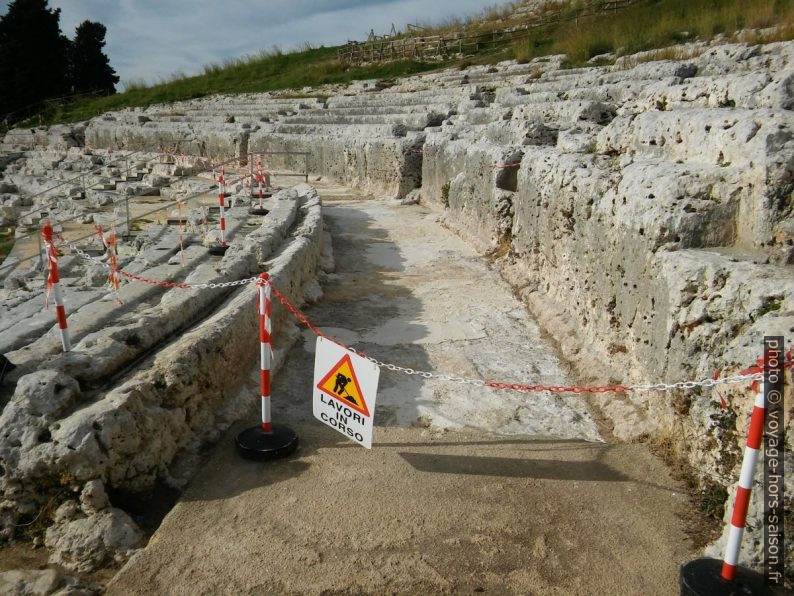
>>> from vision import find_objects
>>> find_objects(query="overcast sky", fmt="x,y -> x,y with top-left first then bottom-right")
0,0 -> 510,88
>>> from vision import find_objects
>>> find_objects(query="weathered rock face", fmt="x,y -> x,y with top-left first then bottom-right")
3,125 -> 85,151
414,41 -> 794,572
0,179 -> 327,570
45,479 -> 143,573
4,35 -> 792,574
0,568 -> 101,595
73,92 -> 447,200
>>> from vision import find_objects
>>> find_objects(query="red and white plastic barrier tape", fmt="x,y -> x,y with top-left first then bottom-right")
94,224 -> 122,304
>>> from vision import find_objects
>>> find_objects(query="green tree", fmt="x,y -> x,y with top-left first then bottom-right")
70,20 -> 119,95
0,0 -> 70,120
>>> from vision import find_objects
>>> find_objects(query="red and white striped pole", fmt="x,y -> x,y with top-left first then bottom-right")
177,200 -> 185,263
235,272 -> 297,459
721,381 -> 765,580
257,161 -> 264,209
258,272 -> 272,433
41,223 -> 71,352
218,166 -> 226,247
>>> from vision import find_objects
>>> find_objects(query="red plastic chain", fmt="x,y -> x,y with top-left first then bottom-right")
88,264 -> 793,396
483,380 -> 630,394
116,269 -> 190,289
272,284 -> 628,394
270,285 -> 348,349
225,172 -> 253,187
269,282 -> 791,395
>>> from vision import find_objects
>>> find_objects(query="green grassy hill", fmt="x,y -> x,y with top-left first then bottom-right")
8,0 -> 794,130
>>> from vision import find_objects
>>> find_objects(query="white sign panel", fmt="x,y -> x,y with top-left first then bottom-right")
313,336 -> 379,448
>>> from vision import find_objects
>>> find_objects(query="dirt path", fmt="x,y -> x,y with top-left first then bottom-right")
107,181 -> 694,595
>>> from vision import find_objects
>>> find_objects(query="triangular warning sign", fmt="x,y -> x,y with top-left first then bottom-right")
316,354 -> 370,417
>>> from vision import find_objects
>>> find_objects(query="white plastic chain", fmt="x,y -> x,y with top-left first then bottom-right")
67,243 -> 103,264
630,372 -> 763,392
352,349 -> 484,385
189,278 -> 259,289
346,348 -> 765,392
68,243 -> 258,289
66,242 -> 773,394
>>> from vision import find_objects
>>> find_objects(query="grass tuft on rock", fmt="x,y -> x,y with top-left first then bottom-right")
511,0 -> 794,66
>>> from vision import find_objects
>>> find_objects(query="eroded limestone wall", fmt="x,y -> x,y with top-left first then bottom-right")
0,185 -> 327,563
417,41 -> 794,571
4,36 -> 792,571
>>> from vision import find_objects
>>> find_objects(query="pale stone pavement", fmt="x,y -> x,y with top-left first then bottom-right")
108,180 -> 693,595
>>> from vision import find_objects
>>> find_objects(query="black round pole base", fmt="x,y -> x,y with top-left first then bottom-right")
680,558 -> 775,596
248,207 -> 270,215
208,245 -> 229,256
235,423 -> 299,461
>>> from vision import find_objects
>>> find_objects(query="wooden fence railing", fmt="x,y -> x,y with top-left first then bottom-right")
337,0 -> 639,64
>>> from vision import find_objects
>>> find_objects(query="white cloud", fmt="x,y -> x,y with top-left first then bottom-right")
2,0 -> 512,85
